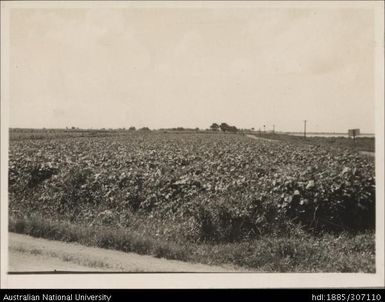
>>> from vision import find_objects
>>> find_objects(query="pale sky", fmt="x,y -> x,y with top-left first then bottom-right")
8,4 -> 376,132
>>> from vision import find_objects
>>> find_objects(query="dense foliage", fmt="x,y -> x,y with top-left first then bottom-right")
9,132 -> 375,243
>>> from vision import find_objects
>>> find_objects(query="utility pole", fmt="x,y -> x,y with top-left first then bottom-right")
304,120 -> 307,139
273,124 -> 275,134
263,125 -> 266,133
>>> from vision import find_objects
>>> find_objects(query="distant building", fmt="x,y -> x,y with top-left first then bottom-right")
348,129 -> 360,138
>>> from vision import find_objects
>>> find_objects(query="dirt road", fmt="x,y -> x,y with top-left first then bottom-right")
247,134 -> 375,157
246,134 -> 278,142
8,233 -> 241,273
359,151 -> 375,157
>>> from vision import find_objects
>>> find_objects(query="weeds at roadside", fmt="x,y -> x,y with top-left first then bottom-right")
9,215 -> 375,273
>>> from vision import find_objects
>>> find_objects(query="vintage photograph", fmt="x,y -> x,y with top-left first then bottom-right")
1,0 -> 384,288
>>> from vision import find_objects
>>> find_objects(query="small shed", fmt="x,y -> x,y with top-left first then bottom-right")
348,129 -> 360,138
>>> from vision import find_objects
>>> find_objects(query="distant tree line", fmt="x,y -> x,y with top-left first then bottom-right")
60,124 -> 243,132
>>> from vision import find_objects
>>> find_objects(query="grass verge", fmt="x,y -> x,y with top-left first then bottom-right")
9,215 -> 375,272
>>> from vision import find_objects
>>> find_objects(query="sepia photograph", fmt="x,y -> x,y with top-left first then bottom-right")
1,0 -> 384,289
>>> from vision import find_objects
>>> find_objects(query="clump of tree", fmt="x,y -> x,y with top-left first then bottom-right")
139,127 -> 151,131
210,122 -> 238,132
210,123 -> 238,132
220,122 -> 238,133
129,126 -> 136,131
210,123 -> 220,131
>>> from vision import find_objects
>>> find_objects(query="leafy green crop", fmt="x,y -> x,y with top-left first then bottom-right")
9,132 -> 375,242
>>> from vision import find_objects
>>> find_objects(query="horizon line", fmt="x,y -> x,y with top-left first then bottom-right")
8,127 -> 375,135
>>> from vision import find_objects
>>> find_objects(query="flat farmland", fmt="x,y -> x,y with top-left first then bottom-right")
8,130 -> 376,272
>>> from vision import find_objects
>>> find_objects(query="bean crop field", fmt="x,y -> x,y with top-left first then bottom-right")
8,129 -> 376,272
